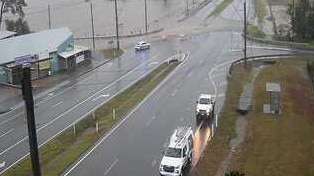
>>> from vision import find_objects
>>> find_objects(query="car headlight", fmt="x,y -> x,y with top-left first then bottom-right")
159,165 -> 163,171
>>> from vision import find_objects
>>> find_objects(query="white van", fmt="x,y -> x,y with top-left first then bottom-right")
159,126 -> 193,176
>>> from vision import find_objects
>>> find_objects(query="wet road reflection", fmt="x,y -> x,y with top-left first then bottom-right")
189,118 -> 215,175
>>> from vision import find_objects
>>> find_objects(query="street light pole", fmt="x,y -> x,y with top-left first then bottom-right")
90,2 -> 95,50
244,1 -> 247,67
48,4 -> 51,29
21,67 -> 42,176
114,0 -> 120,50
144,0 -> 148,34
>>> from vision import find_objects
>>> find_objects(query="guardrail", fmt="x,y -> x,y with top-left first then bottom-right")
228,53 -> 314,77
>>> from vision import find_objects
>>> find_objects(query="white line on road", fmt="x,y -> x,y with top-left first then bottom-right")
0,161 -> 5,168
171,89 -> 178,97
103,158 -> 119,176
148,61 -> 159,66
0,128 -> 14,139
52,101 -> 63,108
187,70 -> 194,78
0,112 -> 22,126
151,159 -> 157,167
145,116 -> 156,127
92,94 -> 110,101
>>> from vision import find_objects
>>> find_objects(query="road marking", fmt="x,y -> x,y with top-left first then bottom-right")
247,45 -> 292,51
103,159 -> 119,176
145,116 -> 156,127
0,161 -> 5,168
47,92 -> 54,97
217,93 -> 225,98
148,61 -> 159,66
187,70 -> 194,78
0,112 -> 22,126
151,159 -> 157,167
171,89 -> 178,97
52,101 -> 63,108
62,53 -> 186,176
92,94 -> 110,101
163,141 -> 168,148
0,128 -> 14,139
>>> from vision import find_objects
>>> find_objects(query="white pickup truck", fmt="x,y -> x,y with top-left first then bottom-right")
196,94 -> 215,120
159,126 -> 193,176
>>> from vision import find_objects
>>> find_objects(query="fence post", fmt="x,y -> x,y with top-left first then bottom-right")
113,108 -> 116,120
96,121 -> 99,132
73,123 -> 76,137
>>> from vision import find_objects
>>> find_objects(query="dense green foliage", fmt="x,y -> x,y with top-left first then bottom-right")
288,0 -> 314,41
0,0 -> 30,35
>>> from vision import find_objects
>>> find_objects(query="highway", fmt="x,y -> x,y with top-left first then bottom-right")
0,42 -> 181,174
0,0 -> 297,174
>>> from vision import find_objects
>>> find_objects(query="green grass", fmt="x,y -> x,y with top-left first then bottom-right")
247,25 -> 266,38
207,0 -> 233,19
228,59 -> 314,176
255,0 -> 267,23
193,64 -> 253,176
3,61 -> 180,176
100,48 -> 124,59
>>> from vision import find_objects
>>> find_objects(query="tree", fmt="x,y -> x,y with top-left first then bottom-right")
5,17 -> 29,35
0,0 -> 28,32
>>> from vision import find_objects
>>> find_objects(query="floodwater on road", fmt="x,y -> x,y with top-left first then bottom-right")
23,0 -> 201,38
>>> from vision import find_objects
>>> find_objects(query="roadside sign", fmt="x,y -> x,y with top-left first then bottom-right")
14,55 -> 38,65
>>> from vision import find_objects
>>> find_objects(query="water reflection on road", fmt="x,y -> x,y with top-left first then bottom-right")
192,118 -> 213,170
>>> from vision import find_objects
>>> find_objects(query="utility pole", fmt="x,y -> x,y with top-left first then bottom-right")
21,66 -> 41,176
114,0 -> 120,50
90,2 -> 95,50
144,0 -> 148,34
48,4 -> 51,29
186,0 -> 189,11
244,1 -> 247,67
292,0 -> 295,42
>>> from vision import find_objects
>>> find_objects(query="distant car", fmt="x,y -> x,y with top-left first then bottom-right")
135,41 -> 150,51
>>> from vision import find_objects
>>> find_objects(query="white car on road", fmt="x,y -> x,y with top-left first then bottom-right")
196,94 -> 215,120
135,41 -> 150,51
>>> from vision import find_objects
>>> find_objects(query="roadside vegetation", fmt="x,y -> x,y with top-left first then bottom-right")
194,58 -> 314,175
193,64 -> 252,176
3,60 -> 181,176
255,0 -> 267,24
207,0 -> 233,19
100,48 -> 124,59
247,24 -> 266,38
228,59 -> 314,175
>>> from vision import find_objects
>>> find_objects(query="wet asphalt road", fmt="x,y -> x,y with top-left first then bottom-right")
0,41 -> 180,174
62,29 -> 294,175
0,0 -> 297,174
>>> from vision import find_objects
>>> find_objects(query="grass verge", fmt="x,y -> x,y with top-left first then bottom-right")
248,25 -> 266,38
255,0 -> 267,24
228,59 -> 314,176
100,48 -> 124,59
3,60 -> 180,176
207,0 -> 233,19
193,64 -> 252,176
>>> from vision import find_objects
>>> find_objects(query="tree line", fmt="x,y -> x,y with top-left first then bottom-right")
0,0 -> 30,35
288,0 -> 314,42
